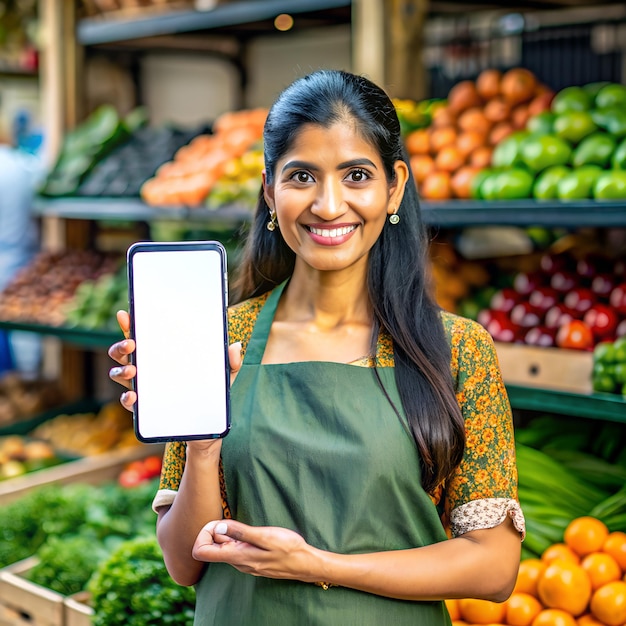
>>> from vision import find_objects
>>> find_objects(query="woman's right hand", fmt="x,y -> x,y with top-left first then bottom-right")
108,310 -> 244,415
108,310 -> 136,412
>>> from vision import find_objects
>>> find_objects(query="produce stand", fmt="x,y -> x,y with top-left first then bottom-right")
63,593 -> 93,626
0,443 -> 164,505
2,1 -> 626,625
0,558 -> 64,626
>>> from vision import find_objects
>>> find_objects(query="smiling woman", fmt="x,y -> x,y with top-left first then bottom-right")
108,69 -> 525,626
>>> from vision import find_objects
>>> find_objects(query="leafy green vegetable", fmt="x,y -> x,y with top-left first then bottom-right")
27,534 -> 110,595
88,536 -> 195,626
0,483 -> 95,567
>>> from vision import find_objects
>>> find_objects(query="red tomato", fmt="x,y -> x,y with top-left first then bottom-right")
126,460 -> 151,480
142,455 -> 163,478
556,319 -> 594,350
118,468 -> 144,488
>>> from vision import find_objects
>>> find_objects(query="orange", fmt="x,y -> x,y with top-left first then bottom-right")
430,126 -> 457,153
420,170 -> 452,200
564,517 -> 610,558
603,531 -> 626,572
537,561 -> 592,616
542,544 -> 581,566
469,145 -> 493,169
405,129 -> 430,155
446,598 -> 461,621
410,154 -> 436,184
458,598 -> 507,624
515,559 -> 548,597
457,130 -> 487,159
590,580 -> 626,626
458,107 -> 492,136
506,592 -> 543,626
531,609 -> 578,626
435,146 -> 465,173
451,166 -> 482,199
581,552 -> 622,590
577,614 -> 606,625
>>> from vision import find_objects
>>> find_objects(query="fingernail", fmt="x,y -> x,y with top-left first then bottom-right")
215,522 -> 228,534
110,367 -> 123,377
121,392 -> 128,403
121,340 -> 129,349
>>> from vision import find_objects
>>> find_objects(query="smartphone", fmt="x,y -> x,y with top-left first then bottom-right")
127,241 -> 230,443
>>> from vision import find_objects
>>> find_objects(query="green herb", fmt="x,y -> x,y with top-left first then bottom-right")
88,536 -> 195,626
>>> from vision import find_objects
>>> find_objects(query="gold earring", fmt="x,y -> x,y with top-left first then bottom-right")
267,212 -> 277,231
389,213 -> 400,225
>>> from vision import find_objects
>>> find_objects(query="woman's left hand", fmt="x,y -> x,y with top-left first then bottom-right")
192,520 -> 320,583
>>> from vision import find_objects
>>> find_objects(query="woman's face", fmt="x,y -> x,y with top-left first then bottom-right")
263,122 -> 408,274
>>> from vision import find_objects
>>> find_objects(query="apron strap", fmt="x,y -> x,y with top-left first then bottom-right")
243,280 -> 288,365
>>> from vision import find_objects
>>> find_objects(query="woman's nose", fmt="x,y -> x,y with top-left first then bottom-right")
311,179 -> 346,219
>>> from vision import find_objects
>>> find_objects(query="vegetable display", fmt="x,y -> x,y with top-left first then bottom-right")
88,536 -> 195,626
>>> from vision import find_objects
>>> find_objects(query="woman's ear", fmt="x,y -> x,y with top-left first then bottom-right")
262,170 -> 275,210
387,160 -> 410,215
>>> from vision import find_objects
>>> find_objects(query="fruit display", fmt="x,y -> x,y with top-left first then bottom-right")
475,246 -> 626,350
140,107 -> 267,207
0,435 -> 63,480
592,337 -> 626,396
404,67 -> 553,199
393,97 -> 445,137
477,81 -> 626,201
0,250 -> 121,326
0,373 -> 65,429
30,401 -> 140,455
205,144 -> 265,211
0,401 -> 139,479
446,406 -> 626,626
447,517 -> 626,626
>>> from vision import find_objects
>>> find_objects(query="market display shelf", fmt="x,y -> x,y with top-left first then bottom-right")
33,196 -> 626,228
506,384 -> 626,424
33,197 -> 253,226
0,320 -> 121,349
423,199 -> 626,228
77,0 -> 352,46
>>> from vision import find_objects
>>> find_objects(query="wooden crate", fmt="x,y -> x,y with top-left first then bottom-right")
495,342 -> 593,394
0,558 -> 64,626
0,443 -> 164,505
64,593 -> 93,626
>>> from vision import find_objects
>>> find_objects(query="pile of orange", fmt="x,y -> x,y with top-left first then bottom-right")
446,517 -> 626,626
405,67 -> 553,200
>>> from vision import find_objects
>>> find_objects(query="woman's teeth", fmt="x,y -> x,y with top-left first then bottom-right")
308,225 -> 356,238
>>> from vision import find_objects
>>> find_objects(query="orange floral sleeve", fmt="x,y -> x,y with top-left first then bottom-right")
442,313 -> 524,537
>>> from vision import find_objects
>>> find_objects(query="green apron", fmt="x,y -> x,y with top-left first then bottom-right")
195,283 -> 451,625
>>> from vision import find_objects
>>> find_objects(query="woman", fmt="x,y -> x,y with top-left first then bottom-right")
109,69 -> 524,625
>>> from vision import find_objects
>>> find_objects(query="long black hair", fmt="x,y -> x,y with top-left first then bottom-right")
231,69 -> 465,493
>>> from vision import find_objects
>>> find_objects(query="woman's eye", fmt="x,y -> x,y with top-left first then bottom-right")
347,169 -> 369,182
291,171 -> 313,183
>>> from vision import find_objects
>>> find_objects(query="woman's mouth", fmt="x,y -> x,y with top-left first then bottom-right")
305,224 -> 358,246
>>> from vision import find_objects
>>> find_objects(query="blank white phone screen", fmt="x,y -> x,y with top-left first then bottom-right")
131,248 -> 228,440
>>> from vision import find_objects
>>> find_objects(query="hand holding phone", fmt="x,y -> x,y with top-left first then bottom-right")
127,241 -> 230,443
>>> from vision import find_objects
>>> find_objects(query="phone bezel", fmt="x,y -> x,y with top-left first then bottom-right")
127,240 -> 230,443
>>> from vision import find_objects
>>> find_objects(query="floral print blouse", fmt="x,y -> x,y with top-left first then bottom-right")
152,290 -> 526,540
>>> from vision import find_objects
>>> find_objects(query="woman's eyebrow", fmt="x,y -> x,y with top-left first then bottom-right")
337,158 -> 378,170
281,158 -> 378,174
